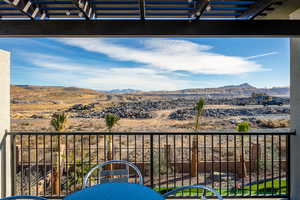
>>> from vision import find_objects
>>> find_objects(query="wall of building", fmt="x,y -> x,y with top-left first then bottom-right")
0,49 -> 11,197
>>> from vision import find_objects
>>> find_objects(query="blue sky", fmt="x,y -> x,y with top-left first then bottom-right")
0,38 -> 290,91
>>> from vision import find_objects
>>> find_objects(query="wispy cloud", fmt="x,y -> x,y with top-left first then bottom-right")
23,52 -> 206,91
55,38 -> 268,75
246,51 -> 278,60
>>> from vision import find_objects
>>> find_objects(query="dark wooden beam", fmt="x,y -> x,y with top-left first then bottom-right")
192,0 -> 209,20
71,0 -> 96,20
0,20 -> 300,37
139,0 -> 145,20
238,0 -> 275,20
3,0 -> 42,19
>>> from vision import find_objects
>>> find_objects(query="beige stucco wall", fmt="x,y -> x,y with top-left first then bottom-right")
0,49 -> 11,197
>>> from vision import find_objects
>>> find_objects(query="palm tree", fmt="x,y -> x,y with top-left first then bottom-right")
237,121 -> 250,178
105,113 -> 120,162
191,98 -> 205,177
50,112 -> 68,194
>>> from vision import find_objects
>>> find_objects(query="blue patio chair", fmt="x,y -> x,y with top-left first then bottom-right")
162,185 -> 223,200
83,160 -> 143,188
1,195 -> 48,200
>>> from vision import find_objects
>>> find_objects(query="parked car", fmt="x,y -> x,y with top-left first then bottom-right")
262,100 -> 283,106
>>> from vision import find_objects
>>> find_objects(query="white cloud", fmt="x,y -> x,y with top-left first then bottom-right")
23,53 -> 197,91
55,38 -> 268,75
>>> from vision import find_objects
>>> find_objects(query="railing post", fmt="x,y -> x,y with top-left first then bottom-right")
287,135 -> 291,198
10,133 -> 16,196
150,134 -> 154,188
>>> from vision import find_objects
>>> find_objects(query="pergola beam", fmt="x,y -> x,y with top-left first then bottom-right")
0,20 -> 300,36
71,0 -> 96,19
3,0 -> 42,19
139,0 -> 145,20
238,0 -> 275,20
192,0 -> 209,20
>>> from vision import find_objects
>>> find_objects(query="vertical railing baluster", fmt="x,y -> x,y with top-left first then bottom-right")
142,134 -> 145,181
20,135 -> 24,195
43,135 -> 46,196
11,133 -> 16,196
264,135 -> 267,197
188,134 -> 191,196
196,135 -> 199,196
81,135 -> 83,188
135,134 -> 137,183
58,135 -> 61,197
73,135 -> 76,192
256,135 -> 259,196
66,134 -> 68,195
166,135 -> 169,190
150,134 -> 154,188
204,135 -> 207,197
104,134 -> 107,162
219,135 -> 221,194
28,135 -> 31,196
173,134 -> 176,189
50,135 -> 53,197
234,135 -> 237,196
241,134 -> 244,197
88,135 -> 91,186
181,134 -> 184,196
211,135 -> 214,195
271,134 -> 274,197
142,134 -> 146,180
279,135 -> 282,195
249,135 -> 252,197
226,135 -> 229,197
35,134 -> 38,196
126,135 -> 129,162
287,135 -> 290,198
119,135 -> 122,160
158,134 -> 161,192
96,134 -> 99,185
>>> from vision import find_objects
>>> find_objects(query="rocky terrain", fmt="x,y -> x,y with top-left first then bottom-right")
11,84 -> 291,132
168,106 -> 290,120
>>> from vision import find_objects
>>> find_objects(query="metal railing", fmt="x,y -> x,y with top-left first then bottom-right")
8,130 -> 295,199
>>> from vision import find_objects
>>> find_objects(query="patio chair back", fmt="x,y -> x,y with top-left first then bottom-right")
162,185 -> 223,200
83,160 -> 143,188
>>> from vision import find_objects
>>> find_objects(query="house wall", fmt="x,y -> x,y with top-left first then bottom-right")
0,49 -> 11,197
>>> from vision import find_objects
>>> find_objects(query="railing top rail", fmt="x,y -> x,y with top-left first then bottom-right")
8,129 -> 296,136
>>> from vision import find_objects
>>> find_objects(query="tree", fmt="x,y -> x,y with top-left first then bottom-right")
50,112 -> 68,194
191,98 -> 205,177
237,121 -> 250,178
105,113 -> 120,167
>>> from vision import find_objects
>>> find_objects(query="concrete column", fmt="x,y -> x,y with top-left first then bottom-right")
0,49 -> 11,197
290,38 -> 300,200
290,9 -> 300,200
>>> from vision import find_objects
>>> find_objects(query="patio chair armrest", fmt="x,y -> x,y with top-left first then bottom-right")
1,195 -> 49,200
162,185 -> 223,200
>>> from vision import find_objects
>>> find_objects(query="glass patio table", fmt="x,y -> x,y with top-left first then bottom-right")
64,182 -> 164,200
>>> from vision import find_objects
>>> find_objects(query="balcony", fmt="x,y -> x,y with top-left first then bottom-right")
5,130 -> 295,199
